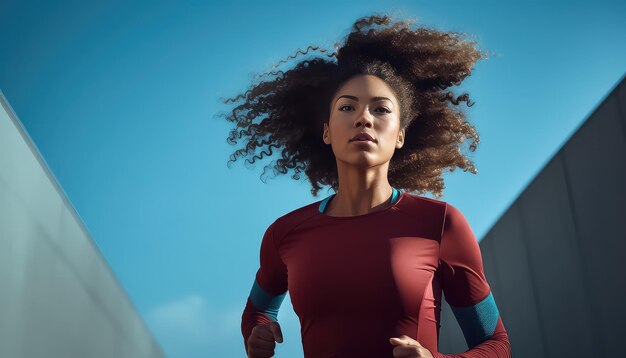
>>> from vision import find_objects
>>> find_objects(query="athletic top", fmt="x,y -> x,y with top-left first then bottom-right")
241,188 -> 511,357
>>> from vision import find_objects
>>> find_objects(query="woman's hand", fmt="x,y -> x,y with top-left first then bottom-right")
247,321 -> 283,358
389,335 -> 435,358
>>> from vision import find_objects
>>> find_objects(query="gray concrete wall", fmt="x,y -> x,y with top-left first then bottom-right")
0,92 -> 164,358
438,75 -> 626,356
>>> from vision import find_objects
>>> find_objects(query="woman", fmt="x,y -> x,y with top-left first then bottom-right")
222,13 -> 511,358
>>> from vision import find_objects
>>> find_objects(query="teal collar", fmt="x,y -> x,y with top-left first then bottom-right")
318,187 -> 401,214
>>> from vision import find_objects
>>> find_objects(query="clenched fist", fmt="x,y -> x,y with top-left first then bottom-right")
247,321 -> 284,358
389,335 -> 435,358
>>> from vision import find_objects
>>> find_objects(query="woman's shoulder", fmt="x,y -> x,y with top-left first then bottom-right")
278,200 -> 321,221
399,193 -> 469,240
401,193 -> 470,223
398,191 -> 448,214
269,198 -> 324,238
402,192 -> 446,204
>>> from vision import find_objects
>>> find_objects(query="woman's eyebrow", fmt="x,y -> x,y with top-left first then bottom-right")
336,95 -> 392,103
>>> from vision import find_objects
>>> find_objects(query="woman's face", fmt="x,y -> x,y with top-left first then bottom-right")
323,74 -> 404,169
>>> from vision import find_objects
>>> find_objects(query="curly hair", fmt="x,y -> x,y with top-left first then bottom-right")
217,13 -> 488,198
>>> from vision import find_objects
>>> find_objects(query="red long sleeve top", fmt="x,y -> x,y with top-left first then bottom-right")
242,189 -> 511,357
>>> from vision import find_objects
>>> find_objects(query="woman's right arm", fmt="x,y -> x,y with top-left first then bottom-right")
241,221 -> 288,356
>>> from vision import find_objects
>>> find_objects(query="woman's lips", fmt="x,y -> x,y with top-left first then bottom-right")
350,132 -> 377,142
350,139 -> 375,146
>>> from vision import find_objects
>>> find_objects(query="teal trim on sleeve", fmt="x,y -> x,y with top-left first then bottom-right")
449,292 -> 500,348
249,279 -> 287,322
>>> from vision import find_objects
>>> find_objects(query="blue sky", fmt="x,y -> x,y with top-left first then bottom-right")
1,0 -> 625,356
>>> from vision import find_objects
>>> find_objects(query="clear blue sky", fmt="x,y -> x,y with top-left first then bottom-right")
1,0 -> 624,356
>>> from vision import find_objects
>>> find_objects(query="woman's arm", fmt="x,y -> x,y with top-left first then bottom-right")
241,221 -> 288,356
434,203 -> 511,358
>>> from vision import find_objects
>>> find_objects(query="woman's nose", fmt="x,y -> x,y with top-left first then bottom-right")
354,107 -> 374,127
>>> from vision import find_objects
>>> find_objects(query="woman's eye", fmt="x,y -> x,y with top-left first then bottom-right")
339,105 -> 390,113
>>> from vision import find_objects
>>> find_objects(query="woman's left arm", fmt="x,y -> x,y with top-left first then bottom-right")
433,203 -> 512,358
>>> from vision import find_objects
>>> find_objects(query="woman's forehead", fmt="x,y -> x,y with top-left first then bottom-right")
333,75 -> 397,102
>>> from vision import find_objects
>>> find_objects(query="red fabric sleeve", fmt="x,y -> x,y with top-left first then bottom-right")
241,221 -> 288,356
433,203 -> 511,358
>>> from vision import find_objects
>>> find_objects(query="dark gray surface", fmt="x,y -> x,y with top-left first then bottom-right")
562,92 -> 626,356
491,204 -> 545,357
519,153 -> 596,357
616,80 -> 626,140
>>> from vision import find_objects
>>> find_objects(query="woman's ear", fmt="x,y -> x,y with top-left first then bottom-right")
396,128 -> 405,149
323,122 -> 331,144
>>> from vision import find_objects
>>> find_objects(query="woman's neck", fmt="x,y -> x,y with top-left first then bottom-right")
326,163 -> 394,217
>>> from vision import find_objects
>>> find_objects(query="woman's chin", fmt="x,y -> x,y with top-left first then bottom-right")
342,153 -> 387,168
